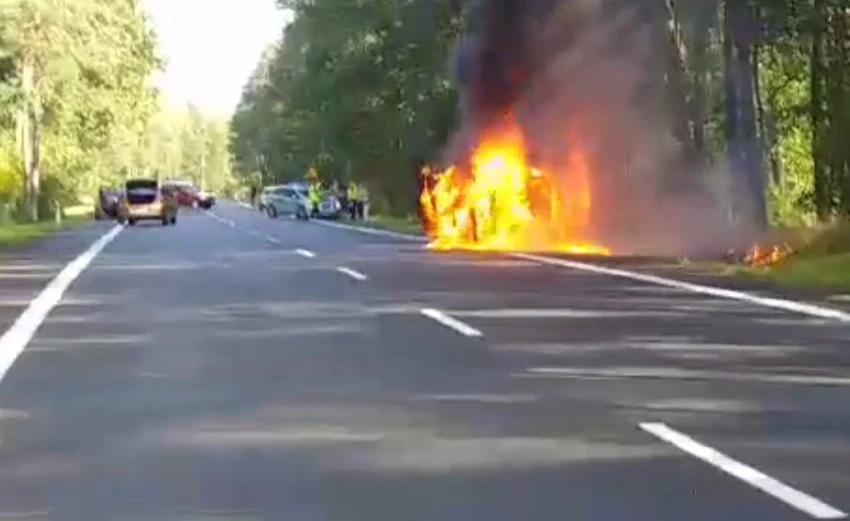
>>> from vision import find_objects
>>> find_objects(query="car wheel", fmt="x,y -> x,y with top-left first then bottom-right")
267,206 -> 278,219
128,218 -> 136,226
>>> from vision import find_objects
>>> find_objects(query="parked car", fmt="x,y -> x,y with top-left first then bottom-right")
314,194 -> 344,219
258,185 -> 283,213
262,184 -> 311,220
117,178 -> 178,226
162,180 -> 215,209
94,187 -> 120,220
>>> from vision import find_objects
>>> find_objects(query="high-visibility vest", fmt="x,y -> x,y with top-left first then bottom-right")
347,183 -> 359,200
309,185 -> 321,203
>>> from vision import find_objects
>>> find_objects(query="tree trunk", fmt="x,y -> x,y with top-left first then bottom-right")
810,0 -> 829,220
690,1 -> 714,156
656,0 -> 695,157
723,0 -> 766,229
18,57 -> 40,222
831,6 -> 850,214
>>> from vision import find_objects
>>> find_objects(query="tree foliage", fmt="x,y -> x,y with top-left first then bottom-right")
231,0 -> 463,215
0,0 -> 235,221
232,0 -> 850,225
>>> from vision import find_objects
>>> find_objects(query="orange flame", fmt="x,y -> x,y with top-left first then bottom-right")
420,121 -> 610,255
744,243 -> 792,267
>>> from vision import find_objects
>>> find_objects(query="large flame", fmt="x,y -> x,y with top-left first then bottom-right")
421,121 -> 610,255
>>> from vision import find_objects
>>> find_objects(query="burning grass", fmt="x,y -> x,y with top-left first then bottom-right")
420,120 -> 610,255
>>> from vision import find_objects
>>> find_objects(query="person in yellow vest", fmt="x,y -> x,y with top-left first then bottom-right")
347,182 -> 359,220
357,184 -> 369,220
308,183 -> 322,218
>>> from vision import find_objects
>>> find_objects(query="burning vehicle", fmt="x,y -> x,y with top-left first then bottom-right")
420,117 -> 609,255
421,0 -> 765,260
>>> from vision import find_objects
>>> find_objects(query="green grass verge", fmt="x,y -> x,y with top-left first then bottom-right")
734,253 -> 850,291
667,222 -> 850,292
0,215 -> 90,249
356,216 -> 850,292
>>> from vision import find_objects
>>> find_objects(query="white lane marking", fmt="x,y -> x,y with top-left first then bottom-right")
266,236 -> 280,244
206,212 -> 236,228
135,371 -> 167,379
413,393 -> 538,403
449,308 -> 683,319
511,252 -> 850,323
0,225 -> 123,383
295,248 -> 316,258
420,308 -> 483,338
523,367 -> 850,387
311,219 -> 426,241
640,422 -> 847,519
303,216 -> 850,323
336,267 -> 368,281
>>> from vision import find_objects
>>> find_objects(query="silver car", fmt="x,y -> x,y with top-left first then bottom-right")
263,184 -> 311,220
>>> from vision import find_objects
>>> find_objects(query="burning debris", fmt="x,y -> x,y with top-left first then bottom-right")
724,242 -> 793,267
743,243 -> 793,267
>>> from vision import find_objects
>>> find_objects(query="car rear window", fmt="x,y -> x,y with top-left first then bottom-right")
125,180 -> 158,204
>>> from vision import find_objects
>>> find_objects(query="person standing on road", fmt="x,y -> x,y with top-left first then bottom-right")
357,184 -> 369,220
250,185 -> 258,208
347,182 -> 360,220
308,183 -> 322,218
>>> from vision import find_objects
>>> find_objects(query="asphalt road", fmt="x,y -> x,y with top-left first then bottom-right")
0,201 -> 849,520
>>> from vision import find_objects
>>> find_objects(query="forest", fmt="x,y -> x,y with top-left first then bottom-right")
0,0 -> 235,224
231,0 -> 850,236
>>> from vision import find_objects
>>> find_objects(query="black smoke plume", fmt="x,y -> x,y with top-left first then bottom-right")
445,0 -> 756,257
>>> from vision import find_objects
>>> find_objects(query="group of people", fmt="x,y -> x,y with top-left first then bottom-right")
310,180 -> 369,220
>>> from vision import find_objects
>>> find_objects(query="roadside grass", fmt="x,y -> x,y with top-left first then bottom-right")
0,210 -> 91,249
352,212 -> 850,292
732,222 -> 850,291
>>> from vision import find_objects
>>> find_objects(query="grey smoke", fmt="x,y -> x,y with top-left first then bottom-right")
445,0 -> 754,257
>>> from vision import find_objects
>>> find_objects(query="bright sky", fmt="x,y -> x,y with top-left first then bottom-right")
143,0 -> 292,116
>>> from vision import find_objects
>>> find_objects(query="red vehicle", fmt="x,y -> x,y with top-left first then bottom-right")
162,180 -> 216,209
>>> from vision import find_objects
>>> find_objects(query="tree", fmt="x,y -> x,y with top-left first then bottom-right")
0,0 -> 159,219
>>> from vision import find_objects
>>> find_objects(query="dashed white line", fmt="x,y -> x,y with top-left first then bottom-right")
336,267 -> 368,281
421,308 -> 483,338
640,422 -> 847,519
266,236 -> 280,244
295,248 -> 316,258
0,224 -> 123,383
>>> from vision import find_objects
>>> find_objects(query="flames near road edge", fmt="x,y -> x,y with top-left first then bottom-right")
420,120 -> 610,255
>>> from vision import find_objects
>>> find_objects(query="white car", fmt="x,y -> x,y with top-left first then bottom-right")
263,184 -> 311,220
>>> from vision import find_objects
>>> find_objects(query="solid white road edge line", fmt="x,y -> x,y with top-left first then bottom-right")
293,215 -> 850,323
295,248 -> 316,258
0,224 -> 123,384
336,266 -> 368,281
420,308 -> 483,338
640,422 -> 847,519
524,366 -> 850,387
511,252 -> 850,323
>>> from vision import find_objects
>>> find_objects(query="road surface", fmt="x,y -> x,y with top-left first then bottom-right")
0,201 -> 849,520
